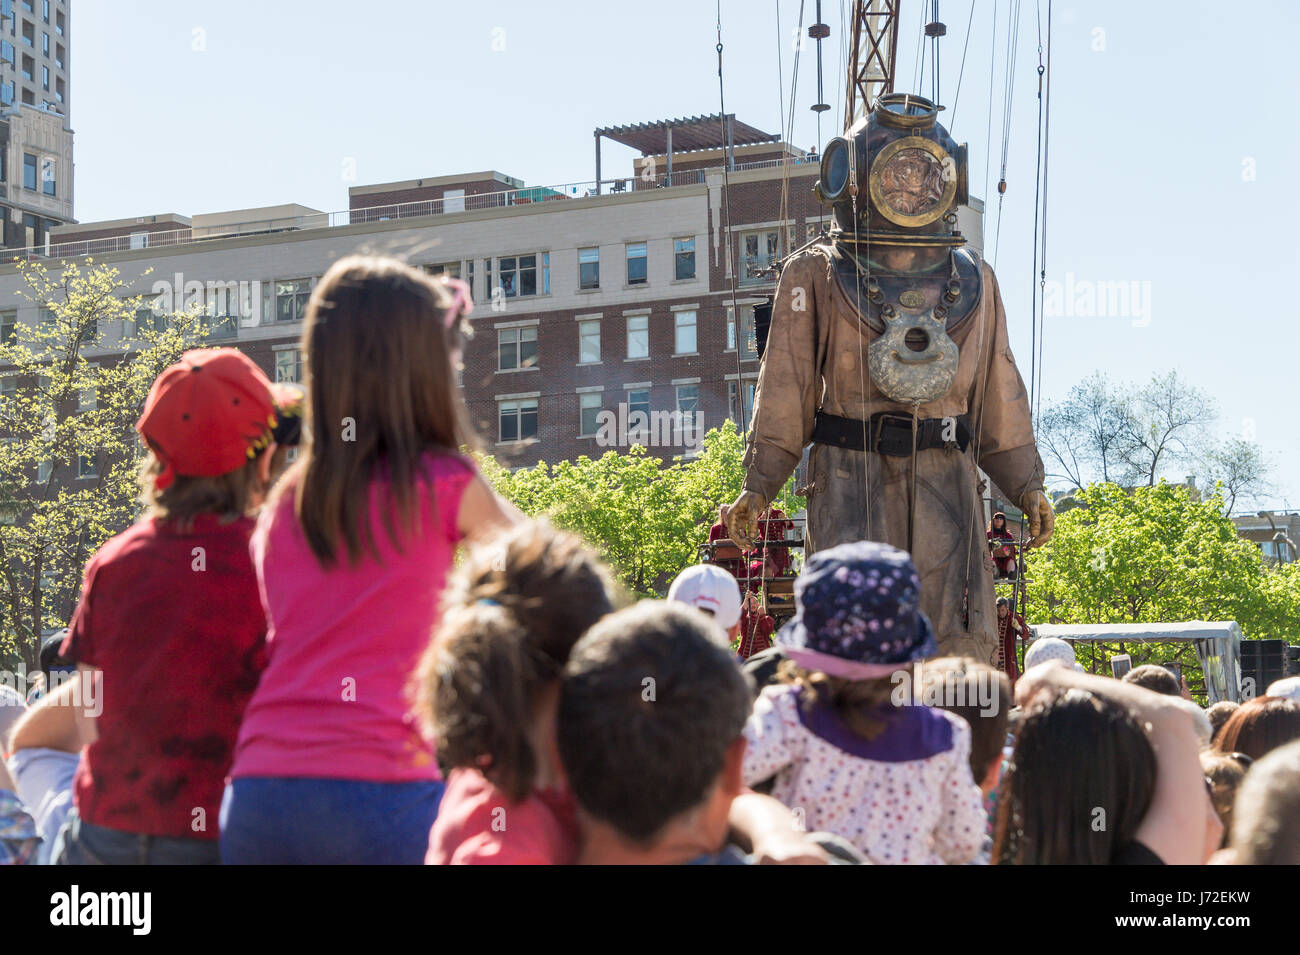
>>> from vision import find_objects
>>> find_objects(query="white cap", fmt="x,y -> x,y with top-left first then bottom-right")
1266,676 -> 1300,703
667,564 -> 742,631
1023,636 -> 1084,673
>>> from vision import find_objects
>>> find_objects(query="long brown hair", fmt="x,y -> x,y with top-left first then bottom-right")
993,689 -> 1156,864
1214,696 -> 1300,760
288,255 -> 475,566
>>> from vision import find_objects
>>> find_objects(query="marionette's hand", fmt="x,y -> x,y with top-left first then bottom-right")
727,491 -> 767,551
1019,489 -> 1055,548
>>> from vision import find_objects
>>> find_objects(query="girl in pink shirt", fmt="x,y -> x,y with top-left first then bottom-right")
220,255 -> 516,865
420,520 -> 618,865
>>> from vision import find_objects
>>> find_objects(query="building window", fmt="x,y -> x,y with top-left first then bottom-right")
626,388 -> 651,439
728,379 -> 757,423
541,252 -> 550,295
200,287 -> 239,340
727,306 -> 758,358
498,398 -> 538,442
676,384 -> 699,416
625,242 -> 647,285
498,254 -> 539,298
40,31 -> 46,55
465,259 -> 475,300
133,305 -> 167,337
54,76 -> 62,102
20,20 -> 31,47
626,315 -> 649,359
55,10 -> 63,36
41,0 -> 47,22
77,454 -> 98,479
674,310 -> 696,354
497,325 -> 538,371
275,278 -> 313,323
40,64 -> 46,89
275,349 -> 302,384
422,261 -> 460,279
579,393 -> 602,436
0,82 -> 11,107
1,39 -> 12,64
578,319 -> 600,364
22,153 -> 35,190
54,42 -> 62,68
674,237 -> 696,280
0,310 -> 14,344
578,247 -> 600,290
0,376 -> 15,400
40,156 -> 53,196
484,258 -> 493,301
739,228 -> 782,284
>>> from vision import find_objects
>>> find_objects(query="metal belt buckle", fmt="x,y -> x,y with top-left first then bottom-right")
872,412 -> 915,456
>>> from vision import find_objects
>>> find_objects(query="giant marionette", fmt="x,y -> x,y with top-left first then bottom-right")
727,93 -> 1054,664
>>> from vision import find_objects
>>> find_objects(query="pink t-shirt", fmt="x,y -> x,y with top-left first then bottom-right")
427,768 -> 578,865
230,453 -> 475,783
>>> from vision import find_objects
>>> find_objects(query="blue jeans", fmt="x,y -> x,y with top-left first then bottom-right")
219,777 -> 444,865
53,810 -> 221,865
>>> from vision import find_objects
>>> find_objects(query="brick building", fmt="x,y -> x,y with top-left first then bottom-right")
0,112 -> 986,484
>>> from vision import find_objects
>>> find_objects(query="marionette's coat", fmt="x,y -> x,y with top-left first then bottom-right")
741,244 -> 1046,664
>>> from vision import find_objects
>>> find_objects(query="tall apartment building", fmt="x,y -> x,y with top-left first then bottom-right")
0,0 -> 72,250
0,113 -> 985,483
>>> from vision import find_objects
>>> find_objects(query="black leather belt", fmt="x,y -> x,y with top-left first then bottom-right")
812,410 -> 972,456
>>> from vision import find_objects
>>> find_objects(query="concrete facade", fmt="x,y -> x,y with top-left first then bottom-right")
0,0 -> 72,250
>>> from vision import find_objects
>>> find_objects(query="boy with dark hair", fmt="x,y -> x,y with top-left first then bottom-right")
54,348 -> 287,865
557,601 -> 755,864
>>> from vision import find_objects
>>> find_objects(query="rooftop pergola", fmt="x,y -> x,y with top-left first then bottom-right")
593,114 -> 779,193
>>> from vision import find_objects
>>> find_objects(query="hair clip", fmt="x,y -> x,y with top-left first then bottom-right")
440,277 -> 474,328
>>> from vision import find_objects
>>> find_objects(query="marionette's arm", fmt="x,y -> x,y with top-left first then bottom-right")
728,255 -> 823,549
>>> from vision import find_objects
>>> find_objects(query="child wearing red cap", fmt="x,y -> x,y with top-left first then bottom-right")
54,348 -> 286,864
221,256 -> 518,865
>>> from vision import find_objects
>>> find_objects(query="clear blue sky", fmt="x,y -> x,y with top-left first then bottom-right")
72,1 -> 1300,509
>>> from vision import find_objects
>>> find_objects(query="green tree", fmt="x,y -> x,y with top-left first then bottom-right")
0,259 -> 206,671
476,421 -> 804,596
1023,481 -> 1300,697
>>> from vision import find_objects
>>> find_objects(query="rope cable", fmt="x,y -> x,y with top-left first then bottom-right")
949,0 -> 977,132
717,2 -> 748,442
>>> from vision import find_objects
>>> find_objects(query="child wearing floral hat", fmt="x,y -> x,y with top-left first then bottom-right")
741,540 -> 986,864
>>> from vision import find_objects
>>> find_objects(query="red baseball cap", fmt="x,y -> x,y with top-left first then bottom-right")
137,348 -> 279,490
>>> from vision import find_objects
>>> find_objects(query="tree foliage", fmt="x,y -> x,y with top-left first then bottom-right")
1024,481 -> 1300,698
476,421 -> 803,597
0,259 -> 206,669
1038,370 -> 1272,511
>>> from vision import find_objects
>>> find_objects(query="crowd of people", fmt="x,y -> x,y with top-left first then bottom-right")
1,252 -> 1298,866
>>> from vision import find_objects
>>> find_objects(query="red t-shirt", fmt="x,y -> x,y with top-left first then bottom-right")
62,514 -> 268,839
427,768 -> 578,865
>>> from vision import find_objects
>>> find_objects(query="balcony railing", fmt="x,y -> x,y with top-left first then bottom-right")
3,156 -> 812,262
